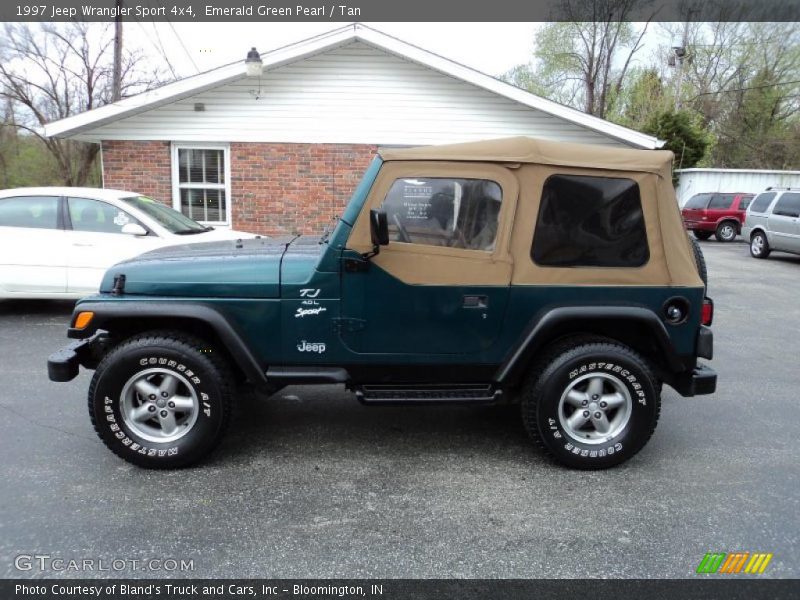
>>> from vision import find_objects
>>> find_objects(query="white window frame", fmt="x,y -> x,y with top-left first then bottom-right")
171,142 -> 232,227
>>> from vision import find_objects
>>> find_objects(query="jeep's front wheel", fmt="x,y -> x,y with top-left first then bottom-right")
88,332 -> 233,468
521,342 -> 660,469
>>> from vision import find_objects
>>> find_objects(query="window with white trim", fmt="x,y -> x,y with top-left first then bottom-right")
171,144 -> 231,225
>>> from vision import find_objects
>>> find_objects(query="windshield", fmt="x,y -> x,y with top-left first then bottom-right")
683,193 -> 712,209
121,196 -> 209,234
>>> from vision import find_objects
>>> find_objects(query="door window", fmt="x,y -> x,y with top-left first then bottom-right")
749,193 -> 776,213
738,196 -> 754,211
708,194 -> 735,209
0,196 -> 59,229
772,193 -> 800,218
68,197 -> 141,234
379,177 -> 502,251
532,174 -> 648,268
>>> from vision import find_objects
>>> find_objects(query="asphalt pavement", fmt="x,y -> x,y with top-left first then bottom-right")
0,240 -> 798,579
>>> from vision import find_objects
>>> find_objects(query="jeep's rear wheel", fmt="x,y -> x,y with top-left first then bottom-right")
693,230 -> 712,241
521,342 -> 660,469
88,332 -> 233,468
715,221 -> 738,242
689,236 -> 708,290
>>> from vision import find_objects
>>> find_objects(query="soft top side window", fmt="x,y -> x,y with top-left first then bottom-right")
532,174 -> 649,268
379,177 -> 502,251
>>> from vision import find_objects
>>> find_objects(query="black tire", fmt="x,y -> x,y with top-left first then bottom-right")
750,231 -> 771,259
715,221 -> 738,242
521,341 -> 661,469
88,331 -> 233,468
693,230 -> 713,241
689,236 -> 708,290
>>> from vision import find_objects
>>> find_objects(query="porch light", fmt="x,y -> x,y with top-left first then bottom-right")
245,47 -> 262,77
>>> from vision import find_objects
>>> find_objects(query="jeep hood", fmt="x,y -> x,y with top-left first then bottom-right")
99,236 -> 321,298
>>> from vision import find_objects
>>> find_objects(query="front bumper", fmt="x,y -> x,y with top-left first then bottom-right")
47,334 -> 104,382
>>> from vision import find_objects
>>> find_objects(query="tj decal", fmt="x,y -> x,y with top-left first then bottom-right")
297,340 -> 326,353
299,289 -> 321,298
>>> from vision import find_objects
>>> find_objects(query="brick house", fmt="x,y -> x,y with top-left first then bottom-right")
45,24 -> 662,236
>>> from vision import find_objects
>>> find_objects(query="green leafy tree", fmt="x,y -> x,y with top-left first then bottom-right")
643,110 -> 709,175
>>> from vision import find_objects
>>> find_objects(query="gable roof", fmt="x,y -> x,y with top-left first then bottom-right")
44,24 -> 662,149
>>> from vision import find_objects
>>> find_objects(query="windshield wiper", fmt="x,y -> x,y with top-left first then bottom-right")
173,228 -> 207,235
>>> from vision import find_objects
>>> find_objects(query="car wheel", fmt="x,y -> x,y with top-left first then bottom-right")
715,221 -> 738,242
693,230 -> 713,241
750,231 -> 771,259
88,331 -> 233,468
521,341 -> 661,469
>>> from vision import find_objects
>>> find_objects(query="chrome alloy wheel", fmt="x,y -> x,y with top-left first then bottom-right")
719,223 -> 736,241
751,235 -> 765,255
120,368 -> 199,444
558,373 -> 633,445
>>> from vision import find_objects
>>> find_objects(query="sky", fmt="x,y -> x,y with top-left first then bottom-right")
124,22 -> 545,79
119,21 -> 679,87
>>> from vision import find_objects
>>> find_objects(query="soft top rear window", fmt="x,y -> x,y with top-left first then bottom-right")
532,174 -> 649,268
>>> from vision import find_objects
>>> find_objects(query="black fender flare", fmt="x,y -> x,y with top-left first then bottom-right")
68,301 -> 267,385
494,306 -> 686,385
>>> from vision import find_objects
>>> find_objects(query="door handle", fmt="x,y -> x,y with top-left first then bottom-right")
463,295 -> 488,308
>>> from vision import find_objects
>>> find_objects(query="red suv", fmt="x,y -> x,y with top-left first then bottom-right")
681,192 -> 754,242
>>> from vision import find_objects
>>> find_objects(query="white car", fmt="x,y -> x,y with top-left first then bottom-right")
0,187 -> 258,299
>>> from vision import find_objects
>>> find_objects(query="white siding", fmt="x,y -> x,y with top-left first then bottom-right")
81,41 -> 630,148
675,169 -> 800,205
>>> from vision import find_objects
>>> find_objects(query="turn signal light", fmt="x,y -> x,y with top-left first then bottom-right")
701,299 -> 714,326
74,311 -> 95,330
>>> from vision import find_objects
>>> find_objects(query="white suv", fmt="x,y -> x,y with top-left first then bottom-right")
742,187 -> 800,259
0,187 -> 258,299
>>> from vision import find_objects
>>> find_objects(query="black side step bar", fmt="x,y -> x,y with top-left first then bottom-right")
356,384 -> 501,405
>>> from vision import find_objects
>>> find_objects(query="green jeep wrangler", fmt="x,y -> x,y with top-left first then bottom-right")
48,137 -> 716,470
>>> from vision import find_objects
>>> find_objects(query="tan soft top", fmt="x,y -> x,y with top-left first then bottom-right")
379,136 -> 673,175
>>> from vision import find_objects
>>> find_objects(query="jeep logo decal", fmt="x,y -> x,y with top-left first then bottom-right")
297,340 -> 326,353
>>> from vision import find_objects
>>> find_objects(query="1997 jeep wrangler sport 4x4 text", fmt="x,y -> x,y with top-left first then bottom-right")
48,137 -> 716,469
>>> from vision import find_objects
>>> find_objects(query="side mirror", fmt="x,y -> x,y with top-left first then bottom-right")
370,210 -> 389,246
121,223 -> 148,236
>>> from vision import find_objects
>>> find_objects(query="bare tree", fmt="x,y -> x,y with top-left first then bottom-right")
504,0 -> 653,119
0,22 -> 165,186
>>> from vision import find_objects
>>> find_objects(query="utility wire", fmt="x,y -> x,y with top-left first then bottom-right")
691,79 -> 800,99
143,0 -> 178,79
154,0 -> 200,73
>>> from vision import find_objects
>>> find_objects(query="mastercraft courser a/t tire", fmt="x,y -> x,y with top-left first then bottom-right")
521,341 -> 660,469
88,332 -> 233,469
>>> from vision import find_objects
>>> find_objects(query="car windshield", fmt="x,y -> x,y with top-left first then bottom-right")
120,196 -> 210,234
683,193 -> 713,209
